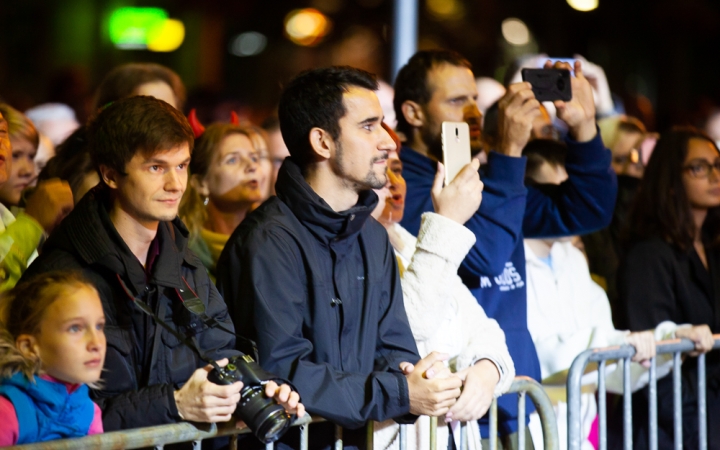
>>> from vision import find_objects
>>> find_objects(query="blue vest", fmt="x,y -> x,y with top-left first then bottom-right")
0,373 -> 94,444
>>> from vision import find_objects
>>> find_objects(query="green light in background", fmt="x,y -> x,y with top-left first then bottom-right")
109,7 -> 168,49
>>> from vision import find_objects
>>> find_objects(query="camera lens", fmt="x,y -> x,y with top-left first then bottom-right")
237,385 -> 293,443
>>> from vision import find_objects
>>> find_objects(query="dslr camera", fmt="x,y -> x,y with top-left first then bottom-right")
208,355 -> 294,443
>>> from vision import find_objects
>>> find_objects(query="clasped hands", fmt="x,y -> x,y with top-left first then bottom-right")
402,351 -> 500,423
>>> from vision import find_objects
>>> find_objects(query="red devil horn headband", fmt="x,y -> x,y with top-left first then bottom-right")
188,109 -> 205,139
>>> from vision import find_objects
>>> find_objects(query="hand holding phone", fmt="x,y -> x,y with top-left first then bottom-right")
441,122 -> 472,185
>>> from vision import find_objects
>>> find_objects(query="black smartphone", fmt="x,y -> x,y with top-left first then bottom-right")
521,68 -> 572,102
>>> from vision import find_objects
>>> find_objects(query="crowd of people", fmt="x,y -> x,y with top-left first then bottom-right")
0,46 -> 718,450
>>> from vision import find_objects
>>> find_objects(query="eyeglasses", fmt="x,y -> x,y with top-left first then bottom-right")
683,159 -> 720,179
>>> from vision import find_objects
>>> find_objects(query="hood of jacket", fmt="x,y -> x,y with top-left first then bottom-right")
275,157 -> 379,245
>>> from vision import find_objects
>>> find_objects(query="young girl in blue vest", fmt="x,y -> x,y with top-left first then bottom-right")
0,271 -> 105,445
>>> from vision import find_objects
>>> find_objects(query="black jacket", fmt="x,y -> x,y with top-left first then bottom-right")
618,237 -> 720,449
22,187 -> 238,431
217,158 -> 420,430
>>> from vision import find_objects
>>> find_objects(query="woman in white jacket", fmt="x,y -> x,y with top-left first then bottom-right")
371,131 -> 515,450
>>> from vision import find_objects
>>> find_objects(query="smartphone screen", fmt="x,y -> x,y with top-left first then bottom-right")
441,122 -> 471,185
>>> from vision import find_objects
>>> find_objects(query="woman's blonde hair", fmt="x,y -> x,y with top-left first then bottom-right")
180,123 -> 269,241
0,271 -> 98,381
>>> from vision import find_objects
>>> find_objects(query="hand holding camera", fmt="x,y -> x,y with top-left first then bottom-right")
175,356 -> 304,443
497,82 -> 542,157
543,60 -> 597,142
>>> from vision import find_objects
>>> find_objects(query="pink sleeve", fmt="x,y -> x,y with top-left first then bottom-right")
87,402 -> 104,435
0,396 -> 19,446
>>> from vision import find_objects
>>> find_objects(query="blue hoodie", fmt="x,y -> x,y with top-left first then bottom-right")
0,372 -> 95,444
399,132 -> 617,436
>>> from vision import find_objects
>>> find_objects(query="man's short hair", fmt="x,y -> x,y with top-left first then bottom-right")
278,66 -> 378,172
88,96 -> 194,175
393,50 -> 472,137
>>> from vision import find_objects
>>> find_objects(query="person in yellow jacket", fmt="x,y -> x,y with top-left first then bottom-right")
0,106 -> 73,292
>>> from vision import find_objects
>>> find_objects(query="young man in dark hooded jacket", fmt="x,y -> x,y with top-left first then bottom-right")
21,96 -> 302,433
217,66 -> 463,449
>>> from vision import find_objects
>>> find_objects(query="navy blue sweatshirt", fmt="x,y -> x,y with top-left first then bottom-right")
399,132 -> 617,436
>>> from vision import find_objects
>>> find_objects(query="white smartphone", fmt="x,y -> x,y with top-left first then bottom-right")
441,121 -> 471,186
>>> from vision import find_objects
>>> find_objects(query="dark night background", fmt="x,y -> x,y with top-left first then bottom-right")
1,0 -> 719,130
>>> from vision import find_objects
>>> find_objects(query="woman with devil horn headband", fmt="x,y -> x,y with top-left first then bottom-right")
180,110 -> 272,281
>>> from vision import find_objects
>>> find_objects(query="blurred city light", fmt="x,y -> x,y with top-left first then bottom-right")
284,8 -> 331,47
147,19 -> 185,52
501,18 -> 530,46
230,32 -> 268,57
426,0 -> 464,20
566,0 -> 599,12
108,7 -> 185,51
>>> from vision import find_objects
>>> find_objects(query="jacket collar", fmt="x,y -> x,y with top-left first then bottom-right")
46,185 -> 194,290
275,157 -> 378,243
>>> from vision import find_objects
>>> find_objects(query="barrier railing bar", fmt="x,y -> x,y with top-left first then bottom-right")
568,336 -> 720,450
518,391 -> 526,449
12,415 -> 315,450
622,356 -> 632,450
429,416 -> 437,450
335,424 -> 343,450
597,359 -> 607,450
300,422 -> 309,450
11,378 -> 558,450
506,376 -> 559,450
649,356 -> 658,450
672,351 -> 682,450
459,421 -> 468,450
698,352 -> 707,450
489,396 -> 498,450
366,420 -> 374,450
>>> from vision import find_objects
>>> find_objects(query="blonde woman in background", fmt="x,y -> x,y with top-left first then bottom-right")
180,122 -> 271,281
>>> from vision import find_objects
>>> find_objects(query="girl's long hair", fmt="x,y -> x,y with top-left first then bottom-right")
0,271 -> 98,381
625,126 -> 720,251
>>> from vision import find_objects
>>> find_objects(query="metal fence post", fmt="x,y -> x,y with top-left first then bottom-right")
489,398 -> 498,450
459,421 -> 468,450
335,425 -> 343,450
698,353 -> 707,450
597,360 -> 607,450
429,417 -> 437,450
649,356 -> 658,450
623,356 -> 633,450
518,391 -> 526,449
672,351 -> 682,450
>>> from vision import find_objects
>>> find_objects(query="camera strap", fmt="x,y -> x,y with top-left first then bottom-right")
175,278 -> 259,360
116,275 -> 221,371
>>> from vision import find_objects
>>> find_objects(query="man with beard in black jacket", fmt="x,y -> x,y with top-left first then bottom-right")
21,96 -> 303,434
217,67 -> 463,448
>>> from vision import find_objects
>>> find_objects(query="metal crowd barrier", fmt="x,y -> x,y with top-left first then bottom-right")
10,377 -> 558,450
567,335 -> 720,450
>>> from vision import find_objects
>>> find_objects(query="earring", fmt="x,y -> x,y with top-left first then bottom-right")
203,197 -> 209,206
